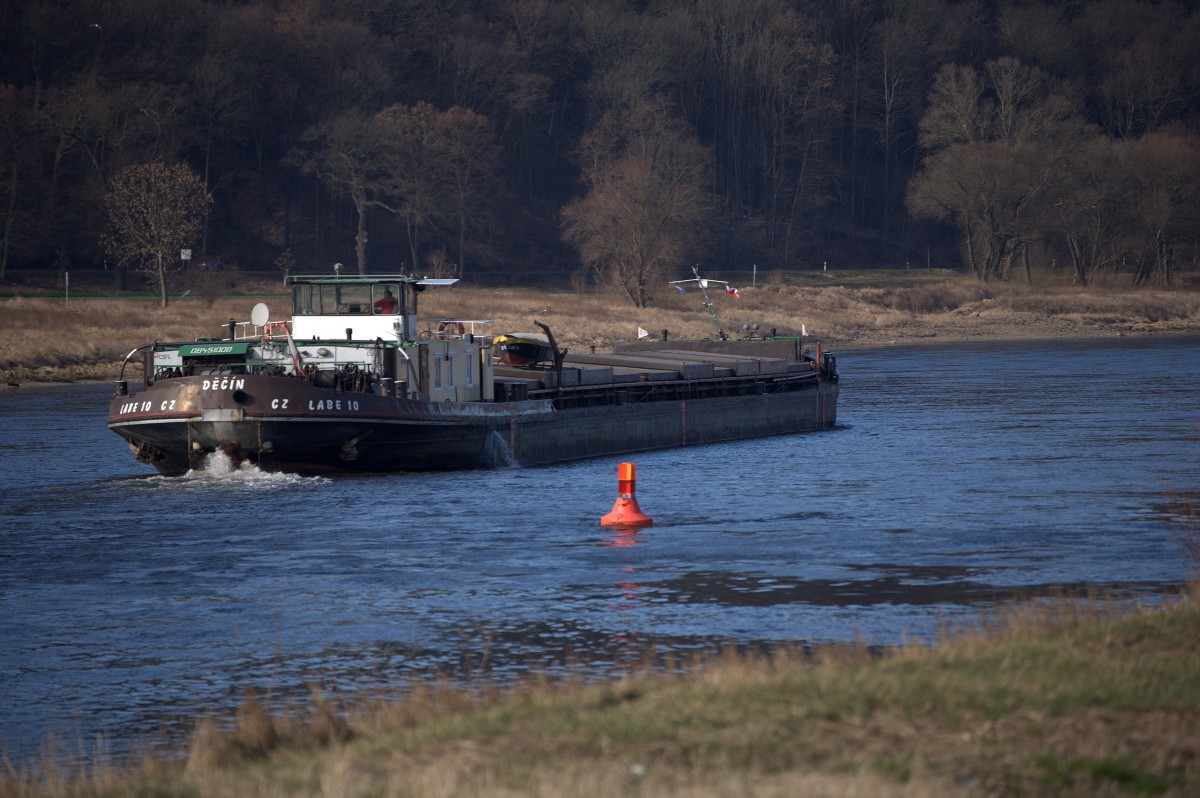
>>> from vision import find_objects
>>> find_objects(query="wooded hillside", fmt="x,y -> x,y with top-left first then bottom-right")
1,0 -> 1197,299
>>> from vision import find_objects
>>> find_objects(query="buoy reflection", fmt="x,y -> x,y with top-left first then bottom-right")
603,527 -> 644,547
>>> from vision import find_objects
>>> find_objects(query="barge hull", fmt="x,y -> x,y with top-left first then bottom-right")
503,383 -> 837,467
108,375 -> 837,475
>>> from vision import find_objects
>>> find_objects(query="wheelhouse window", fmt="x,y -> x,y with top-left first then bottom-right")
293,284 -> 323,315
292,284 -> 389,316
373,284 -> 400,315
333,285 -> 371,314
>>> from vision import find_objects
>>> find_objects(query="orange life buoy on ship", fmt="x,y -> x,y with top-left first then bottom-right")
263,321 -> 290,341
436,321 -> 465,339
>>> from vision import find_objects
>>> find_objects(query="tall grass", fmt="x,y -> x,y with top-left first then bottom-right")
0,297 -> 260,383
1168,488 -> 1200,578
3,279 -> 1199,384
1007,289 -> 1200,323
4,583 -> 1196,797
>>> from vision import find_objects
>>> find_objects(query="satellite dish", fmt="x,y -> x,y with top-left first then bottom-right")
251,302 -> 270,328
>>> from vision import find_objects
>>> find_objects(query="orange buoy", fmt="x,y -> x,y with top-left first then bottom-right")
600,462 -> 653,527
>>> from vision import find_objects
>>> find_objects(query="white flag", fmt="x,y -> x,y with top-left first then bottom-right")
637,326 -> 648,339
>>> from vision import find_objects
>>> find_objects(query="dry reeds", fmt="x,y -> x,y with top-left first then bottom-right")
3,277 -> 1199,386
0,297 -> 262,384
1166,490 -> 1200,577
185,686 -> 351,772
4,582 -> 1196,797
1006,288 -> 1200,323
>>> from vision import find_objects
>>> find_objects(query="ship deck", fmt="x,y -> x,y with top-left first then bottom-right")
491,347 -> 823,407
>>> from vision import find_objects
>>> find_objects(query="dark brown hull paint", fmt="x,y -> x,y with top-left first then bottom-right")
108,372 -> 838,476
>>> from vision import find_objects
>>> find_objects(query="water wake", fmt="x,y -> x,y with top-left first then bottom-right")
149,450 -> 327,489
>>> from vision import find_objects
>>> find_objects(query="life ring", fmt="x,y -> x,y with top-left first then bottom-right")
436,321 -> 465,339
263,321 -> 290,341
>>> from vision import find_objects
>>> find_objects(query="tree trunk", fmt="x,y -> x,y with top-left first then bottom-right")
1066,237 -> 1089,286
1157,237 -> 1173,287
1,156 -> 16,283
354,198 -> 369,275
456,206 -> 466,279
157,253 -> 169,307
963,219 -> 985,280
405,215 -> 419,274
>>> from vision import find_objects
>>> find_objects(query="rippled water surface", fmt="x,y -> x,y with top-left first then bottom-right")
2,336 -> 1197,763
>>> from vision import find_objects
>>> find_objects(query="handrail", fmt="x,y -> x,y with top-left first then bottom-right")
231,319 -> 268,340
116,344 -> 154,384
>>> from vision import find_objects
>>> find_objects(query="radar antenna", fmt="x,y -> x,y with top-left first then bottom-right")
669,265 -> 740,340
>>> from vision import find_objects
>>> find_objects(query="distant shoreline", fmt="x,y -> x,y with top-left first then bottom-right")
3,281 -> 1198,387
4,331 -> 1195,392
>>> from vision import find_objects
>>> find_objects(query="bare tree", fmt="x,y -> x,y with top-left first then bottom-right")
1051,137 -> 1131,286
190,47 -> 254,255
358,101 -> 507,276
433,106 -> 504,276
38,75 -> 159,282
917,63 -> 989,150
1080,0 -> 1200,138
104,161 -> 211,307
1123,131 -> 1200,286
272,7 -> 395,115
677,0 -> 839,260
375,102 -> 445,273
998,1 -> 1083,78
571,0 -> 677,115
0,85 -> 34,282
908,143 -> 1006,281
292,112 -> 388,274
910,58 -> 1090,282
871,0 -> 960,251
562,97 -> 714,307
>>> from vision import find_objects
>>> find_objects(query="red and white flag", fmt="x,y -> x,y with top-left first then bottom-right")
725,286 -> 740,298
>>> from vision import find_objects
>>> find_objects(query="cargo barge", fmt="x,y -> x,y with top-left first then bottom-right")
107,270 -> 838,475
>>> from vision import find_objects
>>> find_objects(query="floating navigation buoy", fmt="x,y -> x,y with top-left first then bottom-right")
600,462 -> 653,527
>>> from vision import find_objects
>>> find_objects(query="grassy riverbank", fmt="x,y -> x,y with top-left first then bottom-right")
3,272 -> 1198,795
4,584 -> 1198,797
3,271 -> 1199,386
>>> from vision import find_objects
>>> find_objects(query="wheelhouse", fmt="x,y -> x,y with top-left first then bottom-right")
285,273 -> 457,342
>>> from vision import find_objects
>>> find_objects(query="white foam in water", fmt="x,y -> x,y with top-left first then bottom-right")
199,449 -> 239,476
149,450 -> 326,489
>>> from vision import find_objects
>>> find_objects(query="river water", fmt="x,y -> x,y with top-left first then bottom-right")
1,336 -> 1197,764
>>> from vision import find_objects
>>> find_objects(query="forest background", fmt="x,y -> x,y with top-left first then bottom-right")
1,0 -> 1198,308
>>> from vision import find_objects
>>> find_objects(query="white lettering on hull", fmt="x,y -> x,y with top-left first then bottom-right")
117,399 -> 182,414
115,387 -> 362,416
201,378 -> 245,391
307,399 -> 361,411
